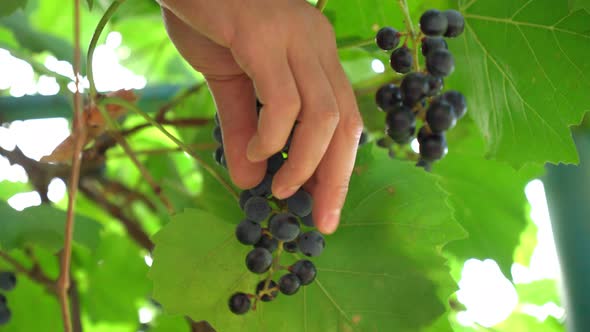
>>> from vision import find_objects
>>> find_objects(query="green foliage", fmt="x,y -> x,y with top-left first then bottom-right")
0,0 -> 26,18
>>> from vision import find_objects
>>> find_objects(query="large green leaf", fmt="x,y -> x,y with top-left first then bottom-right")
149,148 -> 465,331
0,202 -> 102,251
0,0 -> 26,18
450,0 -> 590,167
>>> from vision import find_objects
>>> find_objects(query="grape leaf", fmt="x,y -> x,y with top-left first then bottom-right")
0,0 -> 26,18
84,232 -> 151,323
149,148 -> 465,331
516,279 -> 561,306
0,202 -> 101,251
569,0 -> 590,12
449,0 -> 590,167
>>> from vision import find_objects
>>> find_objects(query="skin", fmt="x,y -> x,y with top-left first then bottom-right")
157,0 -> 363,234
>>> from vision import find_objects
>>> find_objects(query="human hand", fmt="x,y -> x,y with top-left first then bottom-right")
158,0 -> 363,234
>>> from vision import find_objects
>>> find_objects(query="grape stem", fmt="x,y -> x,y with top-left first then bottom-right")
87,0 -> 127,102
397,0 -> 421,72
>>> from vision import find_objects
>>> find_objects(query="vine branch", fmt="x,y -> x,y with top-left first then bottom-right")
397,0 -> 421,72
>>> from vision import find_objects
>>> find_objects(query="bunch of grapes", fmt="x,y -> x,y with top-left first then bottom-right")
0,271 -> 16,325
375,9 -> 467,170
212,106 -> 325,315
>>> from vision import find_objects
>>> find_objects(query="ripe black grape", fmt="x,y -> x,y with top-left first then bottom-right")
419,133 -> 447,162
441,90 -> 467,119
390,47 -> 413,74
228,292 -> 251,315
286,189 -> 313,217
284,240 -> 298,253
0,272 -> 16,291
375,84 -> 402,112
444,10 -> 465,37
420,9 -> 448,36
239,190 -> 253,210
375,27 -> 401,51
426,76 -> 444,97
255,233 -> 279,253
426,48 -> 455,77
300,213 -> 315,228
267,152 -> 285,174
244,196 -> 271,222
0,306 -> 10,325
213,126 -> 223,144
400,72 -> 429,106
245,248 -> 273,274
214,146 -> 226,167
385,105 -> 416,144
249,174 -> 273,197
298,231 -> 325,257
268,213 -> 300,242
289,260 -> 317,285
421,37 -> 448,56
256,280 -> 278,302
278,273 -> 301,295
426,99 -> 457,133
235,220 -> 262,245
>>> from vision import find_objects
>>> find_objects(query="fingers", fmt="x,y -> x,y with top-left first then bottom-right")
271,46 -> 340,199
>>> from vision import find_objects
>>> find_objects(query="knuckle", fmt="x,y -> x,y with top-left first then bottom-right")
342,112 -> 364,138
314,105 -> 340,125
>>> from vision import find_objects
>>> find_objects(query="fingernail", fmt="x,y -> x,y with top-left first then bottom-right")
275,185 -> 299,199
320,211 -> 340,234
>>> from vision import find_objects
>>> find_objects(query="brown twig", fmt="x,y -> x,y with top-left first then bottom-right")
69,277 -> 83,332
0,250 -> 56,294
121,118 -> 210,137
108,143 -> 218,158
57,0 -> 85,330
155,83 -> 205,121
79,180 -> 154,251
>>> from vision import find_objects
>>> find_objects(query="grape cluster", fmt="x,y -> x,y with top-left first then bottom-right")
0,271 -> 16,325
375,9 -> 467,170
212,105 -> 325,315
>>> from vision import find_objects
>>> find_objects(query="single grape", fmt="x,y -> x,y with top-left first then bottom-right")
289,260 -> 317,285
419,133 -> 447,162
228,292 -> 251,315
284,240 -> 299,253
214,146 -> 226,167
420,9 -> 448,36
286,189 -> 313,217
267,152 -> 285,174
269,213 -> 300,242
444,10 -> 465,37
235,220 -> 263,245
375,84 -> 402,112
298,231 -> 325,257
0,306 -> 10,325
426,99 -> 457,133
416,158 -> 433,172
375,27 -> 401,50
249,174 -> 273,197
255,233 -> 279,253
300,212 -> 315,228
214,113 -> 220,125
390,47 -> 413,74
244,196 -> 271,222
417,126 -> 429,145
385,104 -> 416,144
421,37 -> 448,56
400,72 -> 429,106
213,126 -> 223,144
0,272 -> 16,291
245,247 -> 273,274
426,76 -> 444,97
239,190 -> 253,210
441,90 -> 467,119
256,280 -> 278,302
279,273 -> 301,295
426,49 -> 455,77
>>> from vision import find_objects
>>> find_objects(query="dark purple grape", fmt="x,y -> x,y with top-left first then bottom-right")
278,273 -> 301,295
286,189 -> 313,217
256,280 -> 278,302
444,10 -> 465,37
426,99 -> 457,133
213,126 -> 223,144
284,240 -> 298,253
214,146 -> 226,167
376,84 -> 402,112
385,104 -> 416,144
269,213 -> 300,242
426,49 -> 455,77
375,27 -> 401,51
249,174 -> 273,197
239,190 -> 253,210
235,220 -> 262,245
300,212 -> 315,228
426,76 -> 444,97
267,152 -> 285,174
228,292 -> 251,315
390,47 -> 413,74
289,260 -> 317,285
244,196 -> 271,222
214,113 -> 220,125
419,133 -> 447,162
245,247 -> 273,274
441,90 -> 467,119
0,272 -> 16,291
417,126 -> 429,144
255,233 -> 279,253
400,72 -> 429,106
420,9 -> 448,36
421,37 -> 448,56
298,231 -> 325,257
